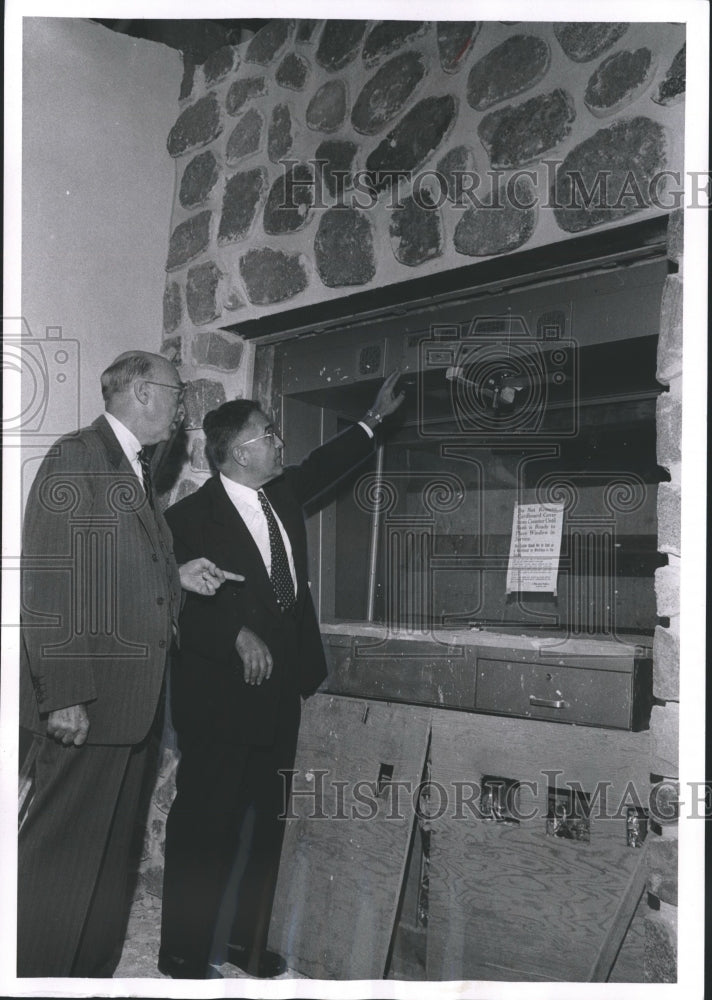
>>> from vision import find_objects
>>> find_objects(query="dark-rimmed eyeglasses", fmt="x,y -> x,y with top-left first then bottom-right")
143,379 -> 187,401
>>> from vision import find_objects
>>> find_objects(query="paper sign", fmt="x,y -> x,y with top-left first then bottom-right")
506,502 -> 565,594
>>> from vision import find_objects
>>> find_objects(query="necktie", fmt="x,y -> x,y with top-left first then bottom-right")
137,448 -> 154,509
258,490 -> 295,610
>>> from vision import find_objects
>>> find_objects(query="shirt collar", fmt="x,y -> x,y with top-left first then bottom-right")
104,411 -> 143,462
220,472 -> 262,509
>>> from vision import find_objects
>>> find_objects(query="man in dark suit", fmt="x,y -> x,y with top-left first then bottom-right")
18,350 -> 234,977
158,372 -> 404,979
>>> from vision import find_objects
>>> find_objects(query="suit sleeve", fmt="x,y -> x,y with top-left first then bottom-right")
167,502 -> 245,662
21,437 -> 98,714
285,423 -> 375,507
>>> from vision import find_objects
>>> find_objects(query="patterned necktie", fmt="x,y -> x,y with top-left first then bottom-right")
258,490 -> 295,610
137,448 -> 154,509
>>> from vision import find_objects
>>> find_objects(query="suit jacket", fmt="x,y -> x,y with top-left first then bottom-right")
20,416 -> 182,745
165,423 -> 374,747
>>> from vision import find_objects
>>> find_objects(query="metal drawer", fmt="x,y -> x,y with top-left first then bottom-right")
476,658 -> 633,729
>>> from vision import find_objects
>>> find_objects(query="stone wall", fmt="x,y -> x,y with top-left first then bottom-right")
162,19 -> 684,331
644,207 -> 683,983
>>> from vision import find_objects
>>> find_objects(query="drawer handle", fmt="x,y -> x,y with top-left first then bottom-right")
529,695 -> 569,710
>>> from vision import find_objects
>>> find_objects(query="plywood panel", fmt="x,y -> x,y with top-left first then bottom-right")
269,695 -> 432,979
426,710 -> 651,981
608,890 -> 646,982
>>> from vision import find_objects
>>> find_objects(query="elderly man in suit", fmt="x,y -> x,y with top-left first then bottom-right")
18,350 -> 235,978
158,372 -> 404,979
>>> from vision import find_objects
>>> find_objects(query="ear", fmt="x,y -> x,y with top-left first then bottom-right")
134,379 -> 150,406
232,444 -> 249,469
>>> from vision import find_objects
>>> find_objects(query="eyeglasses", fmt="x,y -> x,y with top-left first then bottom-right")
143,379 -> 187,401
239,428 -> 284,448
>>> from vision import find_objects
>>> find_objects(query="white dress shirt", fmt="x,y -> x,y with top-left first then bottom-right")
104,411 -> 145,491
220,474 -> 298,595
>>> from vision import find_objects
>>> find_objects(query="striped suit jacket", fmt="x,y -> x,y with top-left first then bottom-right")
20,415 -> 181,745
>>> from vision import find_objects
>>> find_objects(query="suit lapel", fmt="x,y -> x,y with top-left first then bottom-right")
207,477 -> 281,613
93,415 -> 161,543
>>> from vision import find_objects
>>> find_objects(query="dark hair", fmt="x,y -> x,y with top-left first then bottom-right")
100,352 -> 157,401
203,399 -> 262,469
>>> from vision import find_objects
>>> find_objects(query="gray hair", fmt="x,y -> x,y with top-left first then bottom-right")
100,352 -> 160,402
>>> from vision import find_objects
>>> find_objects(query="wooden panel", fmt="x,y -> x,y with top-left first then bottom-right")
587,845 -> 647,981
426,710 -> 651,981
608,890 -> 646,982
269,695 -> 432,979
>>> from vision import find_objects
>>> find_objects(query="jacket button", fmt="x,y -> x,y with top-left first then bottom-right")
152,554 -> 159,562
156,597 -> 165,606
159,639 -> 167,649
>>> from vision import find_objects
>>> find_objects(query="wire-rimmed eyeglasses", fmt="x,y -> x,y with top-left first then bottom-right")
239,427 -> 284,447
143,379 -> 187,401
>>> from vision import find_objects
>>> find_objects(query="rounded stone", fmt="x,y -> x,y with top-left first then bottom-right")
436,145 -> 477,204
268,104 -> 293,163
314,209 -> 376,287
166,211 -> 212,271
307,79 -> 347,133
167,93 -> 222,157
389,192 -> 444,266
163,282 -> 182,334
182,378 -> 227,431
244,20 -> 293,66
554,22 -> 629,63
552,116 -> 668,233
191,331 -> 244,371
316,21 -> 367,71
365,95 -> 457,193
351,51 -> 427,136
478,89 -> 576,168
454,175 -> 537,256
362,22 -> 427,67
263,163 -> 315,235
203,45 -> 235,84
315,139 -> 358,199
218,168 -> 267,245
186,261 -> 222,325
653,45 -> 686,107
179,150 -> 220,209
225,108 -> 263,164
437,22 -> 481,74
239,248 -> 308,304
160,335 -> 182,365
226,77 -> 267,116
297,20 -> 318,43
466,34 -> 550,111
584,48 -> 656,117
179,59 -> 195,101
276,52 -> 309,91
